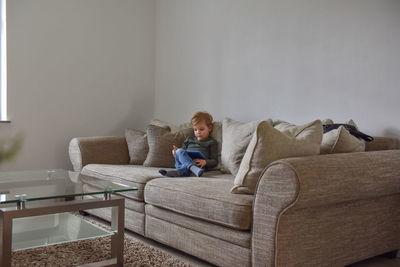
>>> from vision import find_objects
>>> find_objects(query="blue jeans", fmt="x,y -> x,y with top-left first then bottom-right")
174,148 -> 203,176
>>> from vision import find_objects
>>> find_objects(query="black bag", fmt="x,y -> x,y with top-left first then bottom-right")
323,124 -> 374,142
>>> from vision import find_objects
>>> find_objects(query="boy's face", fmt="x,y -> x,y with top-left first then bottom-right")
193,121 -> 212,141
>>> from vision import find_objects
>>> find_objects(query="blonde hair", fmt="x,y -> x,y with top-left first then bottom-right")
191,111 -> 213,127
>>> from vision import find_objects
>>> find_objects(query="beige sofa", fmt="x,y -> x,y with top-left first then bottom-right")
69,129 -> 400,267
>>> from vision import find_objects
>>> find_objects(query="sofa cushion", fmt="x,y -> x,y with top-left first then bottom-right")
145,204 -> 251,248
274,120 -> 321,137
149,119 -> 192,132
143,125 -> 194,167
125,129 -> 149,165
232,120 -> 323,194
144,174 -> 253,230
320,119 -> 365,154
81,164 -> 174,201
221,118 -> 265,175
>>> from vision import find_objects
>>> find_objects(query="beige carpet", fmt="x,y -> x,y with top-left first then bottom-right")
11,214 -> 190,267
12,236 -> 189,266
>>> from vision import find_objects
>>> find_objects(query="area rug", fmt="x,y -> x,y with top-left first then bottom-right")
12,215 -> 191,267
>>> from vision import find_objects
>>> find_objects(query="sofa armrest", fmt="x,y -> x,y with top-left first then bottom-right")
365,136 -> 400,151
252,150 -> 400,266
69,136 -> 130,172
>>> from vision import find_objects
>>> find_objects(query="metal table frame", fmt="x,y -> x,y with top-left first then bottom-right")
0,196 -> 125,267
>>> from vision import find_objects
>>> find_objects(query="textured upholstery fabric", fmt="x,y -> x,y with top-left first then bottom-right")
145,215 -> 251,267
145,204 -> 251,248
252,150 -> 400,266
81,164 -> 173,201
276,195 -> 400,266
125,129 -> 149,165
252,163 -> 299,267
143,125 -> 194,167
321,126 -> 365,154
221,117 -> 262,174
274,119 -> 322,137
149,119 -> 191,132
366,136 -> 400,151
274,150 -> 400,208
320,119 -> 365,154
210,121 -> 223,170
83,195 -> 145,235
144,175 -> 253,230
233,120 -> 322,194
69,137 -> 130,172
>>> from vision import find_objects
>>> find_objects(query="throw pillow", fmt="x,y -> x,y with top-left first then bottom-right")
274,120 -> 323,138
125,129 -> 149,165
209,121 -> 223,170
149,119 -> 191,133
232,120 -> 323,194
320,119 -> 365,154
143,125 -> 194,167
221,118 -> 265,175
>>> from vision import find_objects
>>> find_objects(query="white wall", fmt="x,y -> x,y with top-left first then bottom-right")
1,0 -> 155,171
2,0 -> 400,171
154,0 -> 400,137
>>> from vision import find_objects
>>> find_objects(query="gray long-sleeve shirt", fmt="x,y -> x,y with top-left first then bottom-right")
181,136 -> 218,169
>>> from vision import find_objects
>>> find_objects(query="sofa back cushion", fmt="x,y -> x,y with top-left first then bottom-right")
210,122 -> 223,170
145,175 -> 254,230
125,129 -> 149,165
143,125 -> 194,167
232,120 -> 323,194
221,118 -> 263,175
149,119 -> 192,133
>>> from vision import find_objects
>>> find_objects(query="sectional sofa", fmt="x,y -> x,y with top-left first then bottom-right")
69,119 -> 400,266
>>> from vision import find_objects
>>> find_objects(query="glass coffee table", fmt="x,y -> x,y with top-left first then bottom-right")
0,169 -> 137,267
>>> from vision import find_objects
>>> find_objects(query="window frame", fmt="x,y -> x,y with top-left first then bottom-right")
0,0 -> 8,122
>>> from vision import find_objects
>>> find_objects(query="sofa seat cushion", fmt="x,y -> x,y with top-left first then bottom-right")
144,174 -> 253,230
145,204 -> 251,248
81,164 -> 174,201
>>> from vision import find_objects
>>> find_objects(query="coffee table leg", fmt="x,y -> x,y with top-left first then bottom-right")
111,200 -> 124,266
0,212 -> 12,267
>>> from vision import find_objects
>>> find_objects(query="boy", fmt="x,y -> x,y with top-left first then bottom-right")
159,111 -> 218,177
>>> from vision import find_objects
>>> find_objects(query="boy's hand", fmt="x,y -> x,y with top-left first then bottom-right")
172,145 -> 178,157
193,159 -> 206,168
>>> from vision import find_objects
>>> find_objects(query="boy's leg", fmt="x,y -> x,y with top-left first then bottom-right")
189,165 -> 205,177
174,149 -> 205,177
175,149 -> 195,176
159,149 -> 193,177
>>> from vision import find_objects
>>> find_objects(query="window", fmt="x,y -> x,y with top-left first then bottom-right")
0,0 -> 7,121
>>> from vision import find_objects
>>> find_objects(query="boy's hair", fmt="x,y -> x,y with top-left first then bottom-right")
191,111 -> 213,127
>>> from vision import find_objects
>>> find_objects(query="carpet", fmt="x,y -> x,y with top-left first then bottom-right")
11,215 -> 190,267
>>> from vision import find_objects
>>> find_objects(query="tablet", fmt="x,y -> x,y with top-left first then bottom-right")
186,150 -> 206,159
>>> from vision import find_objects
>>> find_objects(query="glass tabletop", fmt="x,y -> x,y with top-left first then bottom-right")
0,169 -> 137,204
